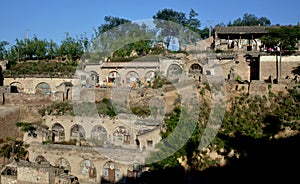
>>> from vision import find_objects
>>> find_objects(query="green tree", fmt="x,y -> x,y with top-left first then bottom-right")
32,36 -> 48,60
153,9 -> 203,50
153,8 -> 187,49
261,26 -> 300,52
15,38 -> 27,61
5,46 -> 19,65
199,27 -> 210,39
47,39 -> 58,60
186,9 -> 202,41
58,32 -> 84,61
228,13 -> 271,26
97,16 -> 131,36
89,16 -> 154,62
0,41 -> 9,60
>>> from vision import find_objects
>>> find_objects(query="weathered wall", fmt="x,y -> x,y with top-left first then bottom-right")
79,88 -> 112,102
0,175 -> 17,184
249,80 -> 268,96
260,55 -> 300,81
1,93 -> 63,106
0,107 -> 20,140
3,78 -> 76,94
37,115 -> 160,149
18,166 -> 50,184
27,143 -> 149,183
219,59 -> 250,81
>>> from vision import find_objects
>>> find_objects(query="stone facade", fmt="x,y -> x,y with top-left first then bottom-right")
22,113 -> 161,183
83,57 -> 204,88
259,55 -> 300,81
0,107 -> 20,140
0,161 -> 78,184
3,78 -> 76,95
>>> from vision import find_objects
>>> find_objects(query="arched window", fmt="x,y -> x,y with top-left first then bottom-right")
35,82 -> 51,94
52,123 -> 65,142
70,124 -> 86,140
80,159 -> 96,179
126,71 -> 140,83
167,64 -> 183,77
190,63 -> 202,72
145,71 -> 155,82
91,125 -> 108,146
90,71 -> 99,83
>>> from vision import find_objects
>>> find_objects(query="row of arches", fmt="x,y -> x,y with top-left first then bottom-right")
106,70 -> 156,85
105,63 -> 203,85
35,156 -> 142,183
8,63 -> 203,92
51,123 -> 130,145
9,81 -> 52,94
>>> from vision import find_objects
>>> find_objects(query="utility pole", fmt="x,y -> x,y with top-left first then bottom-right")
207,20 -> 213,37
26,29 -> 29,60
279,43 -> 282,79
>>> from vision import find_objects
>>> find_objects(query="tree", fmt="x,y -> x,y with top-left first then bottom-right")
32,36 -> 48,60
0,41 -> 9,60
153,9 -> 187,49
89,16 -> 154,61
15,38 -> 27,61
199,27 -> 210,39
263,26 -> 300,51
97,16 -> 131,37
58,32 -> 84,61
228,13 -> 271,26
153,9 -> 203,50
186,9 -> 204,42
47,39 -> 58,60
186,9 -> 201,32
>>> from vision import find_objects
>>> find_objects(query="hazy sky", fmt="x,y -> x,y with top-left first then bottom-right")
1,0 -> 299,45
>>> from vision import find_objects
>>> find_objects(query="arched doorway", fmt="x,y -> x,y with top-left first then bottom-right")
145,71 -> 155,83
103,161 -> 120,183
90,71 -> 99,83
189,63 -> 203,81
52,123 -> 65,142
10,82 -> 24,93
35,82 -> 51,94
90,125 -> 108,146
55,158 -> 71,174
70,124 -> 86,140
108,71 -> 121,85
80,159 -> 97,181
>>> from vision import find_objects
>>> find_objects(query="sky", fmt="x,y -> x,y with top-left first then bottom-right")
1,0 -> 300,46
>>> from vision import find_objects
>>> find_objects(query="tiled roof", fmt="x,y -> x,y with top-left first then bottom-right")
215,26 -> 269,34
